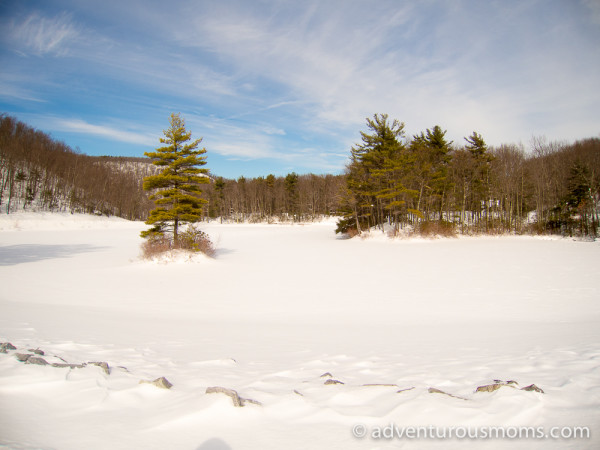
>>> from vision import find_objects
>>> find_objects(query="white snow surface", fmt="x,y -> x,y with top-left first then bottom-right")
0,212 -> 599,449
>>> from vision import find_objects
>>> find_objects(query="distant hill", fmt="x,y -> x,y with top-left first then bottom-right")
0,114 -> 346,223
0,114 -> 155,220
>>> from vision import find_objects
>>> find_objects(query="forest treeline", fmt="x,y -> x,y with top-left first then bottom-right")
1,113 -> 598,237
0,114 -> 155,219
202,173 -> 344,222
336,114 -> 599,237
0,114 -> 343,222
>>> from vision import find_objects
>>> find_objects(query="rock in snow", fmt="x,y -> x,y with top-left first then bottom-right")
88,361 -> 111,375
26,356 -> 49,366
205,386 -> 262,407
521,384 -> 545,393
428,387 -> 469,401
139,377 -> 173,389
475,383 -> 513,393
51,363 -> 87,369
0,342 -> 17,353
476,380 -> 543,394
397,387 -> 416,393
14,353 -> 31,362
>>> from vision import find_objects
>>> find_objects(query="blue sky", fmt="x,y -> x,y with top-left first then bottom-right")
1,0 -> 599,179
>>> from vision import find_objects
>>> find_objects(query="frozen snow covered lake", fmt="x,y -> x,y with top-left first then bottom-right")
0,212 -> 599,449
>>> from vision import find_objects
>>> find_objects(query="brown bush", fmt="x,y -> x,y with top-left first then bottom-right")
140,234 -> 172,259
140,225 -> 215,259
345,227 -> 360,238
418,221 -> 457,238
178,225 -> 216,257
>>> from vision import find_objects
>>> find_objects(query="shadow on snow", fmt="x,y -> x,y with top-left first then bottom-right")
0,244 -> 108,266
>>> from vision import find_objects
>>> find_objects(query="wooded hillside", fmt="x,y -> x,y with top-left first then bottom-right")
0,115 -> 344,222
0,115 -> 156,219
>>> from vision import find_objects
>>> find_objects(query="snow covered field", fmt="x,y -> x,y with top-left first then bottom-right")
0,212 -> 599,450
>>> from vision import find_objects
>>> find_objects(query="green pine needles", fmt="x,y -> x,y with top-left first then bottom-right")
141,113 -> 210,246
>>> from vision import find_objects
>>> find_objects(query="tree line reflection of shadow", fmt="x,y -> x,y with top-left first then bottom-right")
0,244 -> 108,266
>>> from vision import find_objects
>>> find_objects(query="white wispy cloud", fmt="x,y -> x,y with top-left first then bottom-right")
0,79 -> 47,103
7,12 -> 80,56
174,0 -> 599,146
188,115 -> 282,160
186,113 -> 343,172
50,118 -> 157,146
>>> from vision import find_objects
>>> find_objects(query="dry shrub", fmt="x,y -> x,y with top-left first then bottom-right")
140,233 -> 172,259
141,225 -> 215,259
345,227 -> 360,238
418,221 -> 457,238
178,225 -> 216,257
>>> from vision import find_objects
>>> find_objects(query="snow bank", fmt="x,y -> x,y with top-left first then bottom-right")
0,213 -> 599,449
0,211 -> 143,231
139,248 -> 214,265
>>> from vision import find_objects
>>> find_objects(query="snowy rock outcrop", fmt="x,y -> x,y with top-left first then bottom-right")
88,361 -> 111,375
206,386 -> 262,407
475,380 -> 545,394
428,387 -> 468,400
0,342 -> 17,353
139,377 -> 173,389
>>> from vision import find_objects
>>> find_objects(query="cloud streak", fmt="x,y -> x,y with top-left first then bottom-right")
50,118 -> 157,147
6,11 -> 80,56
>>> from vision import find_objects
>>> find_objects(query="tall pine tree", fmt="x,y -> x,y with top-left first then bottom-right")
464,131 -> 493,231
411,125 -> 453,219
337,114 -> 417,234
141,113 -> 209,243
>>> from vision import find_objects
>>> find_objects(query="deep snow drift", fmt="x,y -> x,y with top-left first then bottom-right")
0,212 -> 599,449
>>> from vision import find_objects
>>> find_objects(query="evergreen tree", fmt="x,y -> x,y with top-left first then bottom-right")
411,125 -> 453,219
214,177 -> 226,222
337,114 -> 417,234
566,161 -> 592,209
564,161 -> 595,235
464,131 -> 488,159
464,131 -> 493,231
141,113 -> 209,243
266,174 -> 276,216
284,172 -> 299,218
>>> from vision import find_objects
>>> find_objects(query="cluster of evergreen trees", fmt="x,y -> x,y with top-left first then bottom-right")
336,114 -> 599,237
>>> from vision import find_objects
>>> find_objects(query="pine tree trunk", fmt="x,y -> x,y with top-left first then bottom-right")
173,217 -> 179,246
